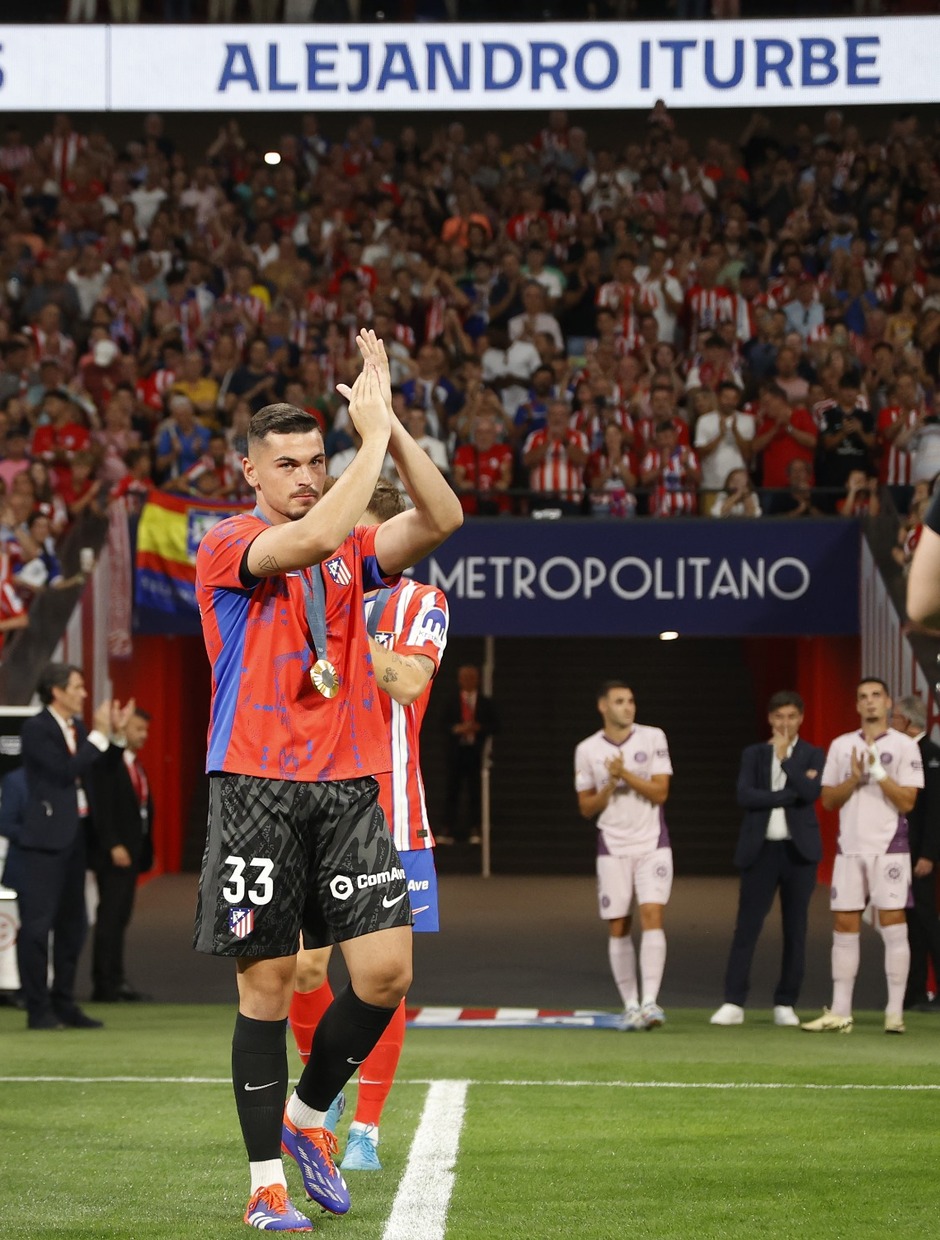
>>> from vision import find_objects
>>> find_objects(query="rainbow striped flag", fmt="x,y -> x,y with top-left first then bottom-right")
135,492 -> 250,633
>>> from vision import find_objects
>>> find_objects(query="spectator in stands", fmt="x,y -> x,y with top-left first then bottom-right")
522,399 -> 588,516
404,407 -> 450,479
752,384 -> 817,492
585,423 -> 637,519
712,468 -> 762,519
30,389 -> 91,489
693,380 -> 754,513
765,458 -> 824,519
154,394 -> 211,484
815,373 -> 876,506
453,412 -> 513,517
508,281 -> 564,354
836,470 -> 881,518
639,421 -> 700,518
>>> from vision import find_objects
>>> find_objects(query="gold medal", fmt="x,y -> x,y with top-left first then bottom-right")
311,658 -> 340,699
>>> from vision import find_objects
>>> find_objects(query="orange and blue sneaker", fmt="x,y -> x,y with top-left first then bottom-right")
281,1116 -> 351,1215
243,1184 -> 313,1232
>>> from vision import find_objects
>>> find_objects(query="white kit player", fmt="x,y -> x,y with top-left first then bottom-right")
803,677 -> 922,1035
574,680 -> 673,1030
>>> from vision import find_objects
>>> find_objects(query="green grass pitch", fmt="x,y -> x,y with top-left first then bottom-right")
2,1003 -> 939,1239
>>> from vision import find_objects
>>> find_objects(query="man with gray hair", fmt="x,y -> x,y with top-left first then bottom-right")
155,393 -> 211,483
890,695 -> 940,1012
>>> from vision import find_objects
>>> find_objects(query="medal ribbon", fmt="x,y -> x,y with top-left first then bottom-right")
252,504 -> 329,663
365,587 -> 394,638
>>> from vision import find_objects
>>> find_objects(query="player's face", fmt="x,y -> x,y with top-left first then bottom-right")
601,688 -> 635,730
769,705 -> 803,741
244,430 -> 326,524
856,682 -> 890,726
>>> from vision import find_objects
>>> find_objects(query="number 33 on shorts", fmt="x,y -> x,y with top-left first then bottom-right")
222,855 -> 275,905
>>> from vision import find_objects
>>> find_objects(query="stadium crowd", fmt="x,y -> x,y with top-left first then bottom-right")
0,100 -> 937,633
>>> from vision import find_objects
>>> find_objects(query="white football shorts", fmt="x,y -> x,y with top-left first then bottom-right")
830,852 -> 912,912
597,847 -> 673,919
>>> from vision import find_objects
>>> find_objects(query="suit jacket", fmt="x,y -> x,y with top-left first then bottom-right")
443,690 -> 499,755
0,767 -> 27,844
18,708 -> 113,852
734,738 -> 825,869
88,745 -> 154,872
907,734 -> 940,863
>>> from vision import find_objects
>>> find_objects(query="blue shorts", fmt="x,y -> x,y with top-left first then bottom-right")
401,849 -> 439,933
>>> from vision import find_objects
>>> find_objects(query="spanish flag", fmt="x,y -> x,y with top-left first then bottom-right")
135,492 -> 249,633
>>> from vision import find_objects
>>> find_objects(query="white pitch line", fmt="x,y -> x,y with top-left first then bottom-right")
382,1079 -> 468,1240
0,1076 -> 939,1093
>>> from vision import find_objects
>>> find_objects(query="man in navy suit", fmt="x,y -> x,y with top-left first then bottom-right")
710,690 -> 824,1027
8,662 -> 132,1030
88,708 -> 154,1003
890,695 -> 940,1012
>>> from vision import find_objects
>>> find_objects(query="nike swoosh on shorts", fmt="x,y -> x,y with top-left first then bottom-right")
382,892 -> 407,908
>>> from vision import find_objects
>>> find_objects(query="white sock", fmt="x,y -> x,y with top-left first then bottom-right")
608,935 -> 638,1008
249,1159 -> 287,1194
831,931 -> 860,1018
349,1120 -> 379,1144
286,1090 -> 327,1131
879,922 -> 910,1015
640,928 -> 667,1006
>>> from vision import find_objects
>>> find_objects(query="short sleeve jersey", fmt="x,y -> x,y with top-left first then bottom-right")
821,728 -> 924,854
196,513 -> 395,782
574,724 -> 673,856
367,579 -> 450,852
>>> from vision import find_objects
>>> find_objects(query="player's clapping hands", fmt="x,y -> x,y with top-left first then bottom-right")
337,357 -> 391,446
355,328 -> 394,412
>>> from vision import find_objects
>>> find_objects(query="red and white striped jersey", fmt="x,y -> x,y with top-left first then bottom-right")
367,579 -> 450,852
523,427 -> 589,500
218,290 -> 266,328
876,405 -> 919,485
684,284 -> 734,347
49,131 -> 87,186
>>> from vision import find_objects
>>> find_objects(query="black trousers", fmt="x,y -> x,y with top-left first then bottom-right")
444,746 -> 482,840
92,862 -> 139,998
14,835 -> 88,1022
723,839 -> 818,1007
905,868 -> 940,1005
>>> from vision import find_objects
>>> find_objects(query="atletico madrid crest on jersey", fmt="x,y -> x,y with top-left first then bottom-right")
229,908 -> 255,938
325,556 -> 352,586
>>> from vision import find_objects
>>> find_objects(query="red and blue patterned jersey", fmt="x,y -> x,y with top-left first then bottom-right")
196,513 -> 396,782
367,579 -> 449,851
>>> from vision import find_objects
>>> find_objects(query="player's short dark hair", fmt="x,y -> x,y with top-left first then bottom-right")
598,679 -> 632,700
768,690 -> 804,714
133,707 -> 152,722
248,403 -> 322,446
857,676 -> 890,695
37,662 -> 82,705
364,478 -> 406,523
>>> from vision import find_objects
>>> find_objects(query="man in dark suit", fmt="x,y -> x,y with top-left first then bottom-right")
8,662 -> 132,1030
710,690 -> 824,1027
891,695 -> 940,1012
88,707 -> 154,1003
439,663 -> 498,845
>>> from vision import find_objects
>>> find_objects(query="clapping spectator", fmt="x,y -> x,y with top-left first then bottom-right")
693,380 -> 754,512
712,468 -> 762,519
453,412 -> 513,516
837,469 -> 881,517
585,423 -> 637,518
639,420 -> 701,517
522,400 -> 588,516
765,458 -> 824,518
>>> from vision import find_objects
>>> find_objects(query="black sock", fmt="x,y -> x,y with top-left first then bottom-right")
297,984 -> 396,1110
232,1013 -> 289,1161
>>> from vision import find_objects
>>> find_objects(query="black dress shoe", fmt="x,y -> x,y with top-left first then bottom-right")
27,1013 -> 65,1030
55,1006 -> 104,1029
117,985 -> 153,1003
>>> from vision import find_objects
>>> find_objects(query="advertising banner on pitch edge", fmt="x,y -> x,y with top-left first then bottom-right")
0,17 -> 936,111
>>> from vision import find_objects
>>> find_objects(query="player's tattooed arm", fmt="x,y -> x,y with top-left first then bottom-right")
368,639 -> 435,706
257,554 -> 281,573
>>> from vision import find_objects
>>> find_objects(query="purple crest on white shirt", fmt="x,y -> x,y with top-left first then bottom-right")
634,751 -> 648,763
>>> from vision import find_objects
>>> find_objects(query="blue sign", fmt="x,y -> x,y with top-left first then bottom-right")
414,519 -> 860,637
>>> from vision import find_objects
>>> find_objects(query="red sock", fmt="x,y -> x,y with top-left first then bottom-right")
353,999 -> 406,1127
288,980 -> 334,1065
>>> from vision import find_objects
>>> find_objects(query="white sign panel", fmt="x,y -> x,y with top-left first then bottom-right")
1,18 -> 938,112
0,27 -> 106,110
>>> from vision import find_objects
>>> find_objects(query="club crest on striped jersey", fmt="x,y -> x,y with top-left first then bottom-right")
229,907 -> 255,938
325,555 -> 352,586
374,630 -> 395,649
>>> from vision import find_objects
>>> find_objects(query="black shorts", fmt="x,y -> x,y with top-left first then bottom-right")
193,772 -> 412,958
